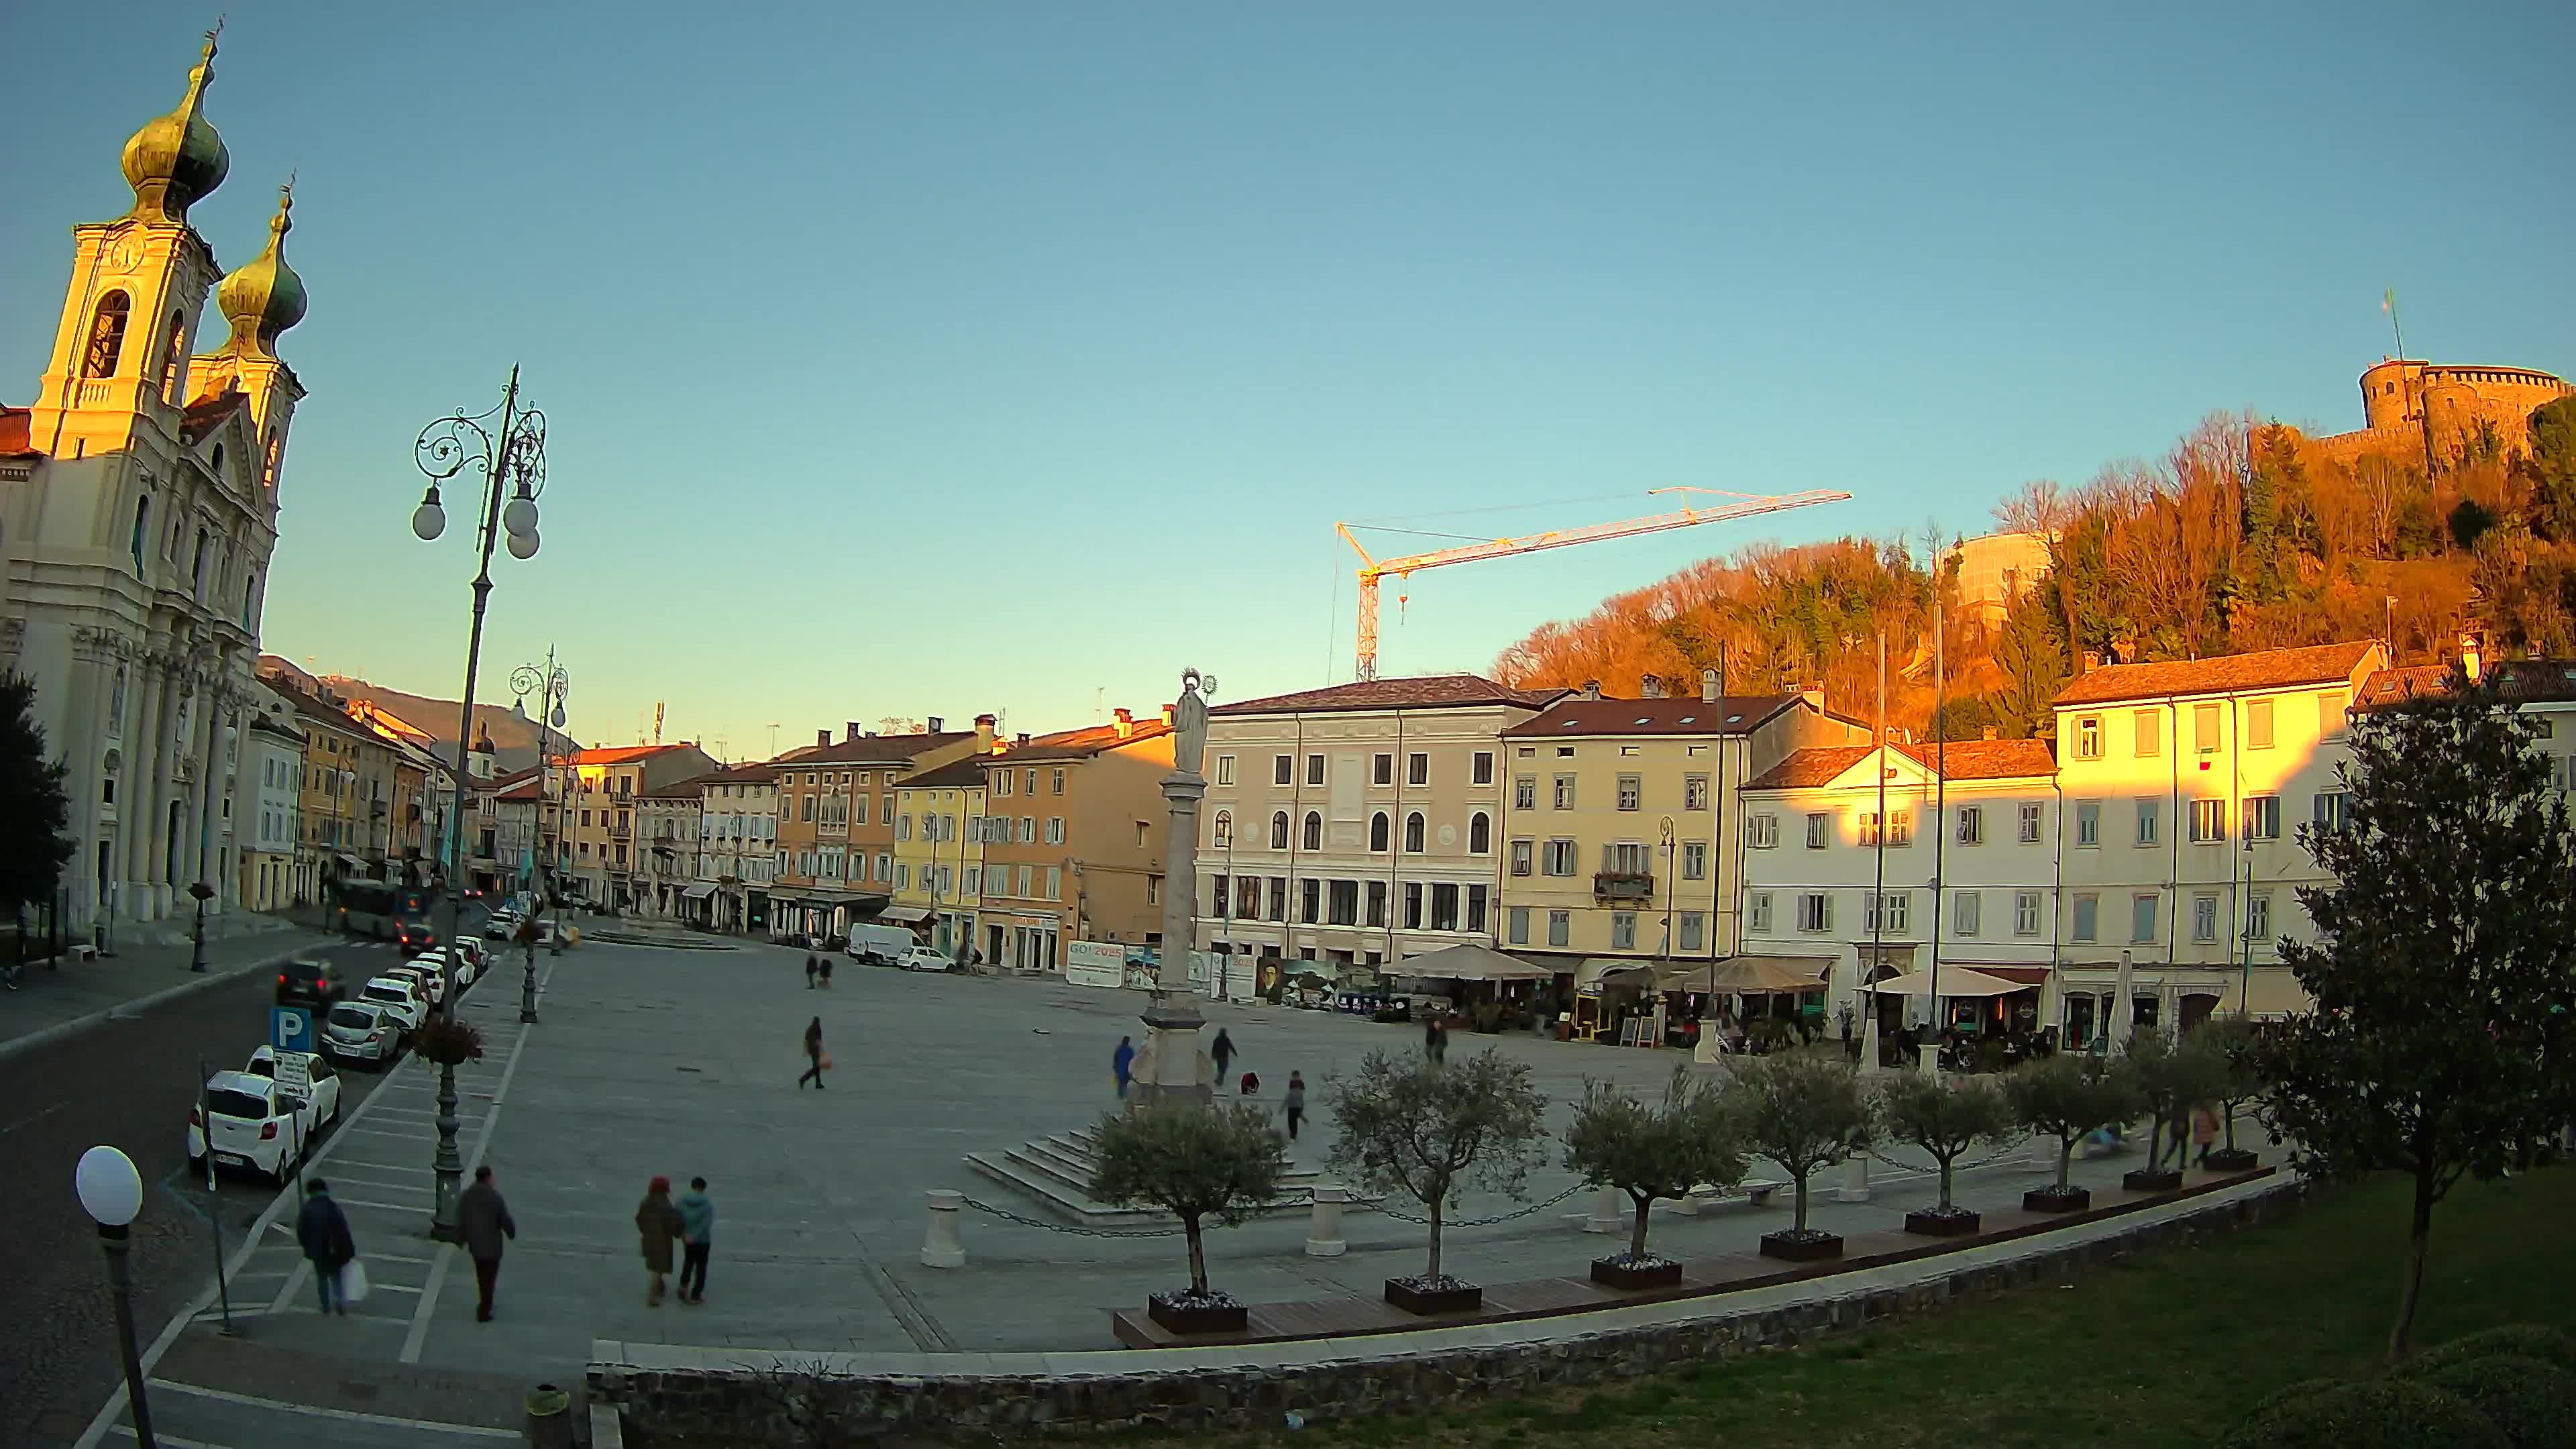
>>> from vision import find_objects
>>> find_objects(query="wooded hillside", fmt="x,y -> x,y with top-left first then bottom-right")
1491,396 -> 2576,741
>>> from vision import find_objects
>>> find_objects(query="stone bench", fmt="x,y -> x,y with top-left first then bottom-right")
1672,1178 -> 1787,1214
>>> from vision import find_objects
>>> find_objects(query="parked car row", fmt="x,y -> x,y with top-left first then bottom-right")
186,1047 -> 345,1185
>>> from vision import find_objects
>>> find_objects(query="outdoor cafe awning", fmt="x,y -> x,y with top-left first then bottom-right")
1397,943 -> 1554,982
1868,967 -> 2028,998
680,883 -> 717,901
1701,955 -> 1835,994
871,906 -> 933,924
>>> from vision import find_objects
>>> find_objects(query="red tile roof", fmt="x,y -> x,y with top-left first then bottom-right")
900,757 -> 989,791
2053,641 -> 2381,707
773,731 -> 971,766
180,388 -> 247,445
700,762 -> 780,784
0,405 -> 36,458
1212,674 -> 1563,717
987,720 -> 1174,763
568,744 -> 694,766
1502,694 -> 1801,739
2360,659 -> 2576,710
1744,738 -> 2057,792
640,776 -> 711,800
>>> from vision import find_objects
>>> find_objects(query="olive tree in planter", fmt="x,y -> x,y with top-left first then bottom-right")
1562,1065 -> 1744,1288
2004,1053 -> 2141,1212
2119,1028 -> 2194,1191
1089,1100 -> 1291,1335
1876,1071 -> 2017,1236
2195,1015 -> 2265,1172
1729,1053 -> 1872,1262
1326,1048 -> 1548,1315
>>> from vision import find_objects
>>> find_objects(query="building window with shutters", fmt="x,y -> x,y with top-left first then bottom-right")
1679,912 -> 1705,953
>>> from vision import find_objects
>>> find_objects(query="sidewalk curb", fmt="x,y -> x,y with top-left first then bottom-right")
0,936 -> 329,1067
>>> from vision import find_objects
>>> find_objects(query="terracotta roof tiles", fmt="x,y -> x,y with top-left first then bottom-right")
1501,694 -> 1801,739
900,758 -> 990,791
987,720 -> 1174,763
180,389 -> 248,445
1212,674 -> 1562,717
2360,659 -> 2576,710
771,731 -> 971,766
568,743 -> 695,766
1744,738 -> 2057,793
2053,641 -> 2381,707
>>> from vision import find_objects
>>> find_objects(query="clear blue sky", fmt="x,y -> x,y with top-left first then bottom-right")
8,3 -> 2570,759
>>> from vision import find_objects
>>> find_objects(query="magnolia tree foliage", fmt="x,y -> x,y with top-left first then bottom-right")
0,673 -> 74,916
1727,1053 -> 1872,1234
1090,1101 -> 1291,1297
1325,1049 -> 1548,1283
1874,1071 -> 2017,1213
2005,1053 -> 2142,1191
1562,1065 -> 1746,1263
2257,665 -> 2576,1362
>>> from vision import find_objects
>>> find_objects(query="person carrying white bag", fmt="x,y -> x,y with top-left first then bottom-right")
295,1179 -> 362,1316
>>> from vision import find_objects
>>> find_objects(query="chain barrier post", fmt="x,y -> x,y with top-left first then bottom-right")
922,1189 -> 966,1269
1583,1186 -> 1624,1234
1303,1185 -> 1348,1258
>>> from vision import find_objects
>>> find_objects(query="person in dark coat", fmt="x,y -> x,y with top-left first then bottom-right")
805,952 -> 819,988
1112,1035 -> 1136,1098
1210,1028 -> 1237,1084
798,1016 -> 826,1089
636,1176 -> 684,1306
295,1179 -> 356,1316
818,953 -> 833,988
458,1165 -> 517,1322
1283,1071 -> 1307,1142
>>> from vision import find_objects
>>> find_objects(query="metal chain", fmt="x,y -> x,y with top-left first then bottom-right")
1862,1137 -> 2042,1175
1375,1181 -> 1587,1228
956,1194 -> 1195,1238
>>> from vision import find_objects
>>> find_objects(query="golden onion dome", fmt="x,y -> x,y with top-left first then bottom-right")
121,33 -> 231,224
215,185 -> 306,356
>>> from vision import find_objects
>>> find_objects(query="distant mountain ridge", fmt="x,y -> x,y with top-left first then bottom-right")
260,657 -> 581,772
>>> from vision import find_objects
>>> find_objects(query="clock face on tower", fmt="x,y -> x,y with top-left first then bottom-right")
105,234 -> 146,276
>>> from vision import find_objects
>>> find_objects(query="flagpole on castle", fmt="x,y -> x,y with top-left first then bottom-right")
2385,288 -> 2437,476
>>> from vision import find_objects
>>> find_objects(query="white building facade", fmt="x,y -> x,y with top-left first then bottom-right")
1191,676 -> 1557,974
239,705 -> 303,912
1,36 -> 307,936
696,763 -> 777,932
1737,738 -> 2063,1036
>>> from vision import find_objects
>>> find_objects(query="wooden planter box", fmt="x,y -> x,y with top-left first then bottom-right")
1904,1208 -> 1982,1237
2123,1167 -> 2184,1193
1146,1293 -> 1248,1335
2023,1185 -> 2092,1214
1758,1230 -> 1843,1263
1589,1256 -> 1684,1290
2202,1147 -> 2259,1173
1383,1278 -> 1483,1316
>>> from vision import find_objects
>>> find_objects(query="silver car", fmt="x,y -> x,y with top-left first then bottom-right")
321,1000 -> 402,1067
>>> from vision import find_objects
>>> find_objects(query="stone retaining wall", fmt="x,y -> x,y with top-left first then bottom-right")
594,1179 -> 2307,1444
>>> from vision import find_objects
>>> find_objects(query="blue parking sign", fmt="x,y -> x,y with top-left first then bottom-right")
271,1006 -> 314,1055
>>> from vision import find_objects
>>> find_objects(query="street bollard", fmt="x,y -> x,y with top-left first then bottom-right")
523,1383 -> 573,1449
1303,1185 -> 1348,1258
1583,1185 -> 1623,1234
1835,1152 -> 1871,1203
922,1189 -> 966,1269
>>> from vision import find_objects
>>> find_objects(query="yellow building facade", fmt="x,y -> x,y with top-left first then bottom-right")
892,757 -> 987,957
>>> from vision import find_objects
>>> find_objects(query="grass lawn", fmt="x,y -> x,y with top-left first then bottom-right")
1124,1167 -> 2576,1449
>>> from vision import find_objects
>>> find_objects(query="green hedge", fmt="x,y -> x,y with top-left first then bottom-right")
2412,1356 -> 2576,1449
2220,1377 -> 2509,1449
2406,1325 -> 2576,1379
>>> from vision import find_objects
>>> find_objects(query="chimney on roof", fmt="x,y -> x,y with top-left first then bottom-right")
975,713 -> 997,749
927,716 -> 944,733
2082,651 -> 2102,672
816,729 -> 830,748
1016,733 -> 1030,745
1640,674 -> 1663,698
1982,726 -> 1998,741
1161,704 -> 1175,727
1581,680 -> 1602,701
846,721 -> 861,743
1701,668 -> 1719,703
1113,707 -> 1134,740
2459,631 -> 2483,680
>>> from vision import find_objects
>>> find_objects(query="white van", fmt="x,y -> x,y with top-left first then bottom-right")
846,922 -> 915,965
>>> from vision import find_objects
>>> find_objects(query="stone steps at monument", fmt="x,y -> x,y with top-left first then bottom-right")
964,1124 -> 1364,1228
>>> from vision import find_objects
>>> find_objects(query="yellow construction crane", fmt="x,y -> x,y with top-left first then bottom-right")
1336,486 -> 1852,681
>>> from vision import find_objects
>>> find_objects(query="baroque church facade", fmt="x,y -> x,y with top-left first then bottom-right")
1,32 -> 309,936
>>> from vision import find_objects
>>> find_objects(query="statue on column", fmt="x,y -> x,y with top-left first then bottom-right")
1172,668 -> 1213,777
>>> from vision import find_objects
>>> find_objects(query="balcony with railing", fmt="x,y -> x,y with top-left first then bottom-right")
1593,870 -> 1654,903
608,823 -> 631,840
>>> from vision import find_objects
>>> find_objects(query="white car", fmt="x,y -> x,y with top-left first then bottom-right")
483,908 -> 520,941
186,1069 -> 320,1184
244,1046 -> 344,1130
899,945 -> 952,973
386,962 -> 445,1008
357,975 -> 429,1032
319,1000 -> 402,1067
449,938 -> 487,986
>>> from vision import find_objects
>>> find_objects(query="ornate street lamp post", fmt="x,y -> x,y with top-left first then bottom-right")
411,368 -> 548,1244
511,651 -> 569,1025
76,1146 -> 155,1447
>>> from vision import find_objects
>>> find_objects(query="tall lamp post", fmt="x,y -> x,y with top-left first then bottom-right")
185,880 -> 213,973
411,368 -> 549,1245
76,1145 -> 154,1448
511,651 -> 570,1026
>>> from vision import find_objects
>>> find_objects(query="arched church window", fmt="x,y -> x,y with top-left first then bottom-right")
263,429 -> 281,487
212,443 -> 225,478
85,292 -> 132,378
158,311 -> 184,400
129,496 -> 150,575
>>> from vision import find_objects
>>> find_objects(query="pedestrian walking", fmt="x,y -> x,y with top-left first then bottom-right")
1113,1034 -> 1136,1099
676,1176 -> 714,1305
1283,1071 -> 1306,1142
818,953 -> 833,989
297,1180 -> 357,1316
1210,1028 -> 1236,1084
636,1176 -> 685,1306
458,1164 -> 517,1323
805,952 -> 818,989
2192,1102 -> 2222,1168
2162,1099 -> 2194,1169
1425,1017 -> 1448,1065
798,1016 -> 827,1089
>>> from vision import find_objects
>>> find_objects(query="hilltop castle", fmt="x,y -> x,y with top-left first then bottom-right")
2312,358 -> 2571,469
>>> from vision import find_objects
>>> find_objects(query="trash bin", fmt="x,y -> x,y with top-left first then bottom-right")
524,1383 -> 573,1449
